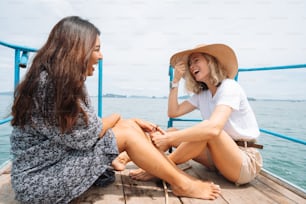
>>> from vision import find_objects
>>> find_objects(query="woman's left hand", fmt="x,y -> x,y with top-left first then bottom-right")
134,119 -> 165,134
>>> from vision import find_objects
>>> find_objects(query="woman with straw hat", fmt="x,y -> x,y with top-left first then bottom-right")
131,43 -> 263,185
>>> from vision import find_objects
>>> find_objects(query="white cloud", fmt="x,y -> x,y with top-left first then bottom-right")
1,0 -> 306,99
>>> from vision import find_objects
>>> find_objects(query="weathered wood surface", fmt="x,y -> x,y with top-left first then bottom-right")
1,161 -> 305,204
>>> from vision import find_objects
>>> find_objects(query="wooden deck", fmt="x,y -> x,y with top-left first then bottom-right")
0,161 -> 305,204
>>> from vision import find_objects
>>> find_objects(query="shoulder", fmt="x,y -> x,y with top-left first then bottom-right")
222,79 -> 239,86
220,79 -> 242,92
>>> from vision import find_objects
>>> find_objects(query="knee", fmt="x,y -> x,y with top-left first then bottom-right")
115,119 -> 141,136
207,130 -> 231,148
116,119 -> 136,128
124,119 -> 141,131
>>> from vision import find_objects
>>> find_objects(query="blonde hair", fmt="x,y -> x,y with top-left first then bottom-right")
184,53 -> 228,94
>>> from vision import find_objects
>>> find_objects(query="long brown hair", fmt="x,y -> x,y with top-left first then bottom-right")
11,16 -> 100,133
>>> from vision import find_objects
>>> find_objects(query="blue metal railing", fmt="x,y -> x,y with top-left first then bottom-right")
168,64 -> 306,146
1,40 -> 306,147
0,41 -> 103,126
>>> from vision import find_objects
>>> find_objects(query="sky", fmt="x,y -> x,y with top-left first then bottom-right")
0,0 -> 306,99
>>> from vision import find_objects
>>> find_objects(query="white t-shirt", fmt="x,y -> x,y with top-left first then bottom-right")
188,79 -> 260,141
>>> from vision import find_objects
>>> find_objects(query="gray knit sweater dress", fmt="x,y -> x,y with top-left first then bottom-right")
10,71 -> 119,203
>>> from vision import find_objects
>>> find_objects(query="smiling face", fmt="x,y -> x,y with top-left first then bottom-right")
188,52 -> 210,83
87,35 -> 103,76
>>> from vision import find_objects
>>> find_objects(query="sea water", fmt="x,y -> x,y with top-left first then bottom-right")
1,96 -> 305,190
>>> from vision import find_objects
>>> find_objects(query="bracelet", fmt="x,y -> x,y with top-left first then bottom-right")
170,81 -> 179,89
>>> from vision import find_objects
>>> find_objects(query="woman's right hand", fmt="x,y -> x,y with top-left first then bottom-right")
150,131 -> 171,151
173,61 -> 186,83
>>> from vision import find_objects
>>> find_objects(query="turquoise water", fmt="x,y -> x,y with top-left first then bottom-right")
1,96 -> 305,190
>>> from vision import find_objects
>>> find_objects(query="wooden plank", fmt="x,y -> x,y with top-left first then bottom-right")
1,161 -> 305,204
180,162 -> 227,204
189,160 -> 278,204
252,172 -> 306,204
259,170 -> 306,199
121,163 -> 181,204
219,184 -> 277,204
70,173 -> 125,204
0,162 -> 126,204
0,161 -> 11,175
250,178 -> 298,204
0,174 -> 18,204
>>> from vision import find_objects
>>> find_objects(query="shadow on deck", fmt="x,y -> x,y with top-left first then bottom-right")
1,161 -> 305,204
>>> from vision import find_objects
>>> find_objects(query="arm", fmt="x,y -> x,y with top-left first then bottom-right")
151,105 -> 232,148
168,90 -> 195,117
99,113 -> 121,138
168,61 -> 196,117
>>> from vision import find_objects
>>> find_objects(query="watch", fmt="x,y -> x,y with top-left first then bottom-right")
170,81 -> 179,89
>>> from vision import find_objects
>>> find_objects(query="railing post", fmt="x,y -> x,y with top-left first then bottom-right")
19,51 -> 29,68
14,49 -> 21,89
168,65 -> 174,86
98,59 -> 103,117
167,118 -> 173,128
234,72 -> 239,81
167,65 -> 174,128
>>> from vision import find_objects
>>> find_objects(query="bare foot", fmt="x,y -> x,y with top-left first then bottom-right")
130,163 -> 192,181
172,180 -> 221,200
129,168 -> 155,181
112,151 -> 130,171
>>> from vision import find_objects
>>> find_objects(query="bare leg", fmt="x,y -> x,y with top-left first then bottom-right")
130,141 -> 207,180
168,130 -> 243,183
129,166 -> 155,181
132,125 -> 243,183
193,149 -> 216,171
112,119 -> 221,200
169,141 -> 207,164
111,151 -> 131,171
205,131 -> 243,182
129,127 -> 180,180
130,141 -> 212,180
112,132 -> 152,171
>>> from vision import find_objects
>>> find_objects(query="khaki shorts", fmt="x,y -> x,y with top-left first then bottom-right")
236,146 -> 263,185
205,147 -> 263,185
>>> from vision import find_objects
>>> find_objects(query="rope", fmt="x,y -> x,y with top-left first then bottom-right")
161,162 -> 192,204
162,180 -> 169,204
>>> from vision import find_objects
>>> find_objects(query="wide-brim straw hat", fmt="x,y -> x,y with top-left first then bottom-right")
170,44 -> 238,79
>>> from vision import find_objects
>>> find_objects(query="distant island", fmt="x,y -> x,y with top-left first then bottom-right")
101,93 -> 185,99
96,94 -> 306,102
1,92 -> 305,102
85,94 -> 306,102
0,92 -> 13,96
